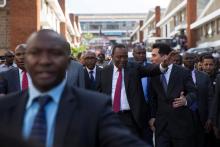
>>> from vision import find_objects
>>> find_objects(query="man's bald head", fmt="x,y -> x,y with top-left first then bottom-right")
15,44 -> 26,51
25,29 -> 70,92
26,29 -> 69,55
14,44 -> 27,70
84,50 -> 97,70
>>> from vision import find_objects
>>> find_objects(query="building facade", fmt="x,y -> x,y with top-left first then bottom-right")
0,0 -> 81,56
130,0 -> 218,50
191,0 -> 220,48
79,13 -> 146,49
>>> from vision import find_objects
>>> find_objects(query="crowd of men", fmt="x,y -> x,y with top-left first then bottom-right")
0,29 -> 220,147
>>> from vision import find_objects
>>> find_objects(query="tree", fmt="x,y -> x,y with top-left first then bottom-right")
71,45 -> 87,57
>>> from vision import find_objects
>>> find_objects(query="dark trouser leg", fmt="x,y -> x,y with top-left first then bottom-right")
117,111 -> 140,137
155,127 -> 171,147
172,136 -> 195,147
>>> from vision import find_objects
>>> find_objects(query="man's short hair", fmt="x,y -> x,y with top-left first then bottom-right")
202,53 -> 214,62
15,44 -> 27,51
152,43 -> 172,56
133,44 -> 146,52
111,44 -> 126,55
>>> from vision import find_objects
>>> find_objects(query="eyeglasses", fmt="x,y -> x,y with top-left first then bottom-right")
5,55 -> 14,58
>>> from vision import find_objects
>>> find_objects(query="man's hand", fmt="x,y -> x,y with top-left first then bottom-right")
148,118 -> 156,132
172,91 -> 187,108
161,51 -> 179,68
204,119 -> 212,132
214,126 -> 220,139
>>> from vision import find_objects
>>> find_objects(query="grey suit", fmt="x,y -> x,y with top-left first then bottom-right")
66,60 -> 85,88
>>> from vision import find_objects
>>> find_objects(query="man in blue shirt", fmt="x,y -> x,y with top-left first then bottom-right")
0,29 -> 148,147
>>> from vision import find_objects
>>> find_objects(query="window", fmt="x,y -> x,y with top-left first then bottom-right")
181,11 -> 185,23
217,18 -> 220,34
197,27 -> 203,41
207,22 -> 214,37
106,24 -> 119,30
0,0 -> 6,7
204,24 -> 208,37
90,25 -> 99,30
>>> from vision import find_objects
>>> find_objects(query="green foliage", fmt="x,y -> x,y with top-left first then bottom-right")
83,33 -> 93,41
71,45 -> 87,57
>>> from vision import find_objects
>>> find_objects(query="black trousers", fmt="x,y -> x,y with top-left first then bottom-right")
156,126 -> 195,147
117,111 -> 140,137
117,111 -> 153,147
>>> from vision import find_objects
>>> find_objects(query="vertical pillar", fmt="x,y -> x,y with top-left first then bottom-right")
139,20 -> 143,42
69,13 -> 76,45
186,0 -> 197,48
75,15 -> 80,43
59,0 -> 67,39
155,6 -> 161,37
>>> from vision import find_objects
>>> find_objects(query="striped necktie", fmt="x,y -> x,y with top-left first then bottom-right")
29,95 -> 52,147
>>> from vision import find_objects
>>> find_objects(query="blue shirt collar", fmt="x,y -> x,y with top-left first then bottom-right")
26,77 -> 67,109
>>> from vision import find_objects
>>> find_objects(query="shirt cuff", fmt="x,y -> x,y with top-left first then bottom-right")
159,64 -> 168,73
185,100 -> 187,106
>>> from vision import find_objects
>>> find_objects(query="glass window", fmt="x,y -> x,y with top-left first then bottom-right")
207,23 -> 213,37
217,18 -> 220,34
90,25 -> 99,30
211,21 -> 216,35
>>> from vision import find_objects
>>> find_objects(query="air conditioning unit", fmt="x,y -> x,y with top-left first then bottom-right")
0,0 -> 6,8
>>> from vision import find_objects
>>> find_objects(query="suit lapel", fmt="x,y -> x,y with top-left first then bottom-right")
167,65 -> 177,96
104,65 -> 113,95
124,67 -> 130,98
155,76 -> 167,98
53,86 -> 78,147
15,68 -> 21,90
84,68 -> 90,88
195,70 -> 200,86
10,91 -> 29,135
95,66 -> 101,82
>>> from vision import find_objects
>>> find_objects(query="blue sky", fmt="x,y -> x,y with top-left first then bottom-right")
67,0 -> 171,14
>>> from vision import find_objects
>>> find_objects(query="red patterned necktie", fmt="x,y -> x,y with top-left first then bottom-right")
113,69 -> 122,112
22,71 -> 28,90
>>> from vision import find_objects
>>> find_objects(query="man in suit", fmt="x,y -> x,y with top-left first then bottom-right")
201,54 -> 218,89
183,53 -> 213,147
0,50 -> 15,72
0,29 -> 148,147
66,42 -> 85,88
98,44 -> 170,141
0,44 -> 30,94
148,43 -> 197,147
212,75 -> 220,140
83,51 -> 101,91
132,45 -> 153,146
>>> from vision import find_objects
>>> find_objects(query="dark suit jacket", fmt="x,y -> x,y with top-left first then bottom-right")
211,74 -> 220,130
149,64 -> 197,138
84,66 -> 101,91
0,86 -> 147,147
195,70 -> 213,125
0,67 -> 20,94
98,62 -> 162,131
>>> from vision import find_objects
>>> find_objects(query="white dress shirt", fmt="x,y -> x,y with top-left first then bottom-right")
191,69 -> 196,84
111,65 -> 130,110
163,64 -> 173,85
86,66 -> 96,79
